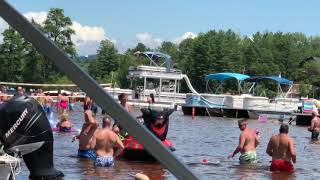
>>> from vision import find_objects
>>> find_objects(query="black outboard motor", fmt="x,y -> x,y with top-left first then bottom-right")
0,96 -> 63,179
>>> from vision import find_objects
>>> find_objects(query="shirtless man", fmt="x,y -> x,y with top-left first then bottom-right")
36,89 -> 46,107
112,93 -> 132,138
228,119 -> 260,164
266,124 -> 296,173
83,95 -> 92,111
0,85 -> 9,103
308,110 -> 320,140
76,110 -> 99,159
92,115 -> 124,167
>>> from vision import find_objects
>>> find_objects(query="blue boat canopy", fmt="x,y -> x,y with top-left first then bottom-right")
246,76 -> 293,85
205,72 -> 250,82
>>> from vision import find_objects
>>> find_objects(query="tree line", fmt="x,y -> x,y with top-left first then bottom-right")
1,8 -> 320,97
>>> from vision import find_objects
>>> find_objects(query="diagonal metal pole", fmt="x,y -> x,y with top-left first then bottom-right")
0,0 -> 198,179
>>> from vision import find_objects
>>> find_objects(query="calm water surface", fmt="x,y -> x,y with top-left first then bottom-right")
16,105 -> 320,179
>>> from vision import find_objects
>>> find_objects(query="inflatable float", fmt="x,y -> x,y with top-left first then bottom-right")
51,127 -> 79,133
120,135 -> 175,161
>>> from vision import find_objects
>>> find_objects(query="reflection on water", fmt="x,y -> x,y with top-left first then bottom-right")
15,104 -> 320,179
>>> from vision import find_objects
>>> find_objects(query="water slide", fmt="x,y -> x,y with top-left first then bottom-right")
181,74 -> 226,107
181,75 -> 199,95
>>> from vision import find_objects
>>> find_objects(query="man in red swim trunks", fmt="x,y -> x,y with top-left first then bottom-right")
266,124 -> 296,173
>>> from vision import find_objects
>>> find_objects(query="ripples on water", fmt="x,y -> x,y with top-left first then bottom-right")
16,104 -> 320,179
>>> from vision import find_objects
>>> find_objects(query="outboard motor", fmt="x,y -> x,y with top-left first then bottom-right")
0,96 -> 63,179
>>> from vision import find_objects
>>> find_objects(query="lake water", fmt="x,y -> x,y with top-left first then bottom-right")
15,104 -> 320,179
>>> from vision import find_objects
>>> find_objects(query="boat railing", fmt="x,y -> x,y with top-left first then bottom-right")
130,65 -> 182,74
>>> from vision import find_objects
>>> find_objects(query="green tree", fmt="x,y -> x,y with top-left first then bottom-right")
0,27 -> 25,82
43,8 -> 76,56
88,39 -> 119,81
116,53 -> 137,88
22,43 -> 46,83
158,41 -> 179,65
42,8 -> 76,82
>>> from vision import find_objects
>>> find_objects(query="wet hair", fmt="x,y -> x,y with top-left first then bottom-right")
118,93 -> 127,101
279,124 -> 289,134
238,119 -> 247,125
60,113 -> 69,122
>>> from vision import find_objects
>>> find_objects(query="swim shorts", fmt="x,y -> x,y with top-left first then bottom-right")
77,149 -> 96,159
69,103 -> 74,111
91,103 -> 98,114
311,131 -> 319,140
270,159 -> 294,173
59,126 -> 72,133
44,105 -> 52,114
239,151 -> 257,164
59,101 -> 68,109
94,156 -> 114,167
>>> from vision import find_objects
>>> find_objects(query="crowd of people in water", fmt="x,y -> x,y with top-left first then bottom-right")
0,85 -> 165,179
227,109 -> 320,173
1,84 -> 320,176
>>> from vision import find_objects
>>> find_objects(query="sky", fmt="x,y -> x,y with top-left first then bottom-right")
1,0 -> 320,55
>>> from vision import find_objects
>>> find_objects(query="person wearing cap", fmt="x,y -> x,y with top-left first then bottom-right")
308,110 -> 320,140
141,108 -> 174,141
228,119 -> 260,164
266,124 -> 296,173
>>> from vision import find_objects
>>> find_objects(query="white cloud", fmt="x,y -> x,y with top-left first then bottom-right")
0,11 -> 198,55
129,32 -> 197,51
0,18 -> 9,43
173,32 -> 198,44
71,21 -> 106,45
136,32 -> 162,48
70,21 -> 114,55
23,11 -> 47,24
0,11 -> 111,55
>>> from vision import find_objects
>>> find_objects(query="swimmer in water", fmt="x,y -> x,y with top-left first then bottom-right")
112,93 -> 133,138
44,94 -> 53,115
228,119 -> 260,164
56,113 -> 73,133
74,110 -> 99,159
36,89 -> 46,108
308,110 -> 320,140
69,92 -> 76,112
0,85 -> 9,103
92,115 -> 124,167
266,124 -> 296,173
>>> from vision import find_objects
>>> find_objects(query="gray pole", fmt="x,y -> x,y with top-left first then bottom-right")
0,1 -> 198,179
